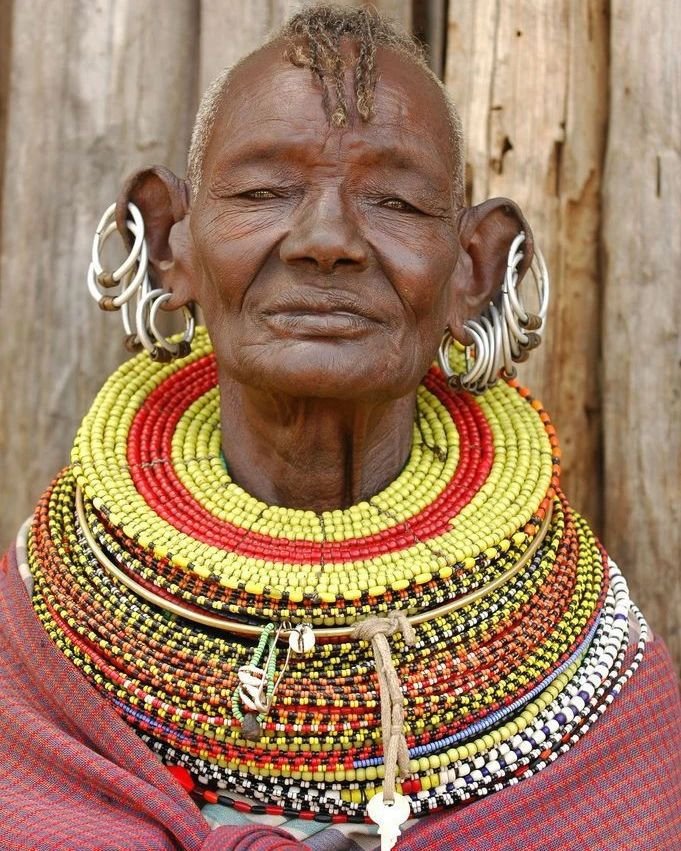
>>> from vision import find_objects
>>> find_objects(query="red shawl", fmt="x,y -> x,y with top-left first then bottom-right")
1,542 -> 680,850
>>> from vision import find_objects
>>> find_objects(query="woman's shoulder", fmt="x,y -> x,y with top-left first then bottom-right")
402,627 -> 681,851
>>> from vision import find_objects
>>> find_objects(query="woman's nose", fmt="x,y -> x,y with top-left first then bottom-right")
279,189 -> 369,273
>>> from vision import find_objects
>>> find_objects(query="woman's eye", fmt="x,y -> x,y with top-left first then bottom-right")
380,197 -> 417,212
241,189 -> 278,199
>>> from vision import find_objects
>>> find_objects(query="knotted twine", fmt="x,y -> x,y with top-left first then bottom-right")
351,610 -> 417,802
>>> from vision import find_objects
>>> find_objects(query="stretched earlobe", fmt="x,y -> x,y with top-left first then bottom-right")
441,199 -> 549,394
116,166 -> 190,244
447,197 -> 534,343
114,166 -> 195,308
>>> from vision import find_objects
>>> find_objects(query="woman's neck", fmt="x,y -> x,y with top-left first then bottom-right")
218,376 -> 415,512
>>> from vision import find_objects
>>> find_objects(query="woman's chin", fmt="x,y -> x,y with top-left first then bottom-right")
232,343 -> 411,400
257,364 -> 389,400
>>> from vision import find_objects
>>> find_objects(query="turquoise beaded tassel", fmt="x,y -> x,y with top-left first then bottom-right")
232,622 -> 279,740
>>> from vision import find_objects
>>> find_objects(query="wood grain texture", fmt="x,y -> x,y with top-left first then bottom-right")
199,0 -> 273,92
0,0 -> 199,549
444,0 -> 608,531
603,1 -> 681,666
0,0 -> 13,246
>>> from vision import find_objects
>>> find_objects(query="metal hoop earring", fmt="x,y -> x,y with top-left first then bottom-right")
136,288 -> 195,362
120,276 -> 152,352
439,231 -> 550,394
149,291 -> 196,359
86,200 -> 195,359
437,330 -> 459,388
87,203 -> 149,311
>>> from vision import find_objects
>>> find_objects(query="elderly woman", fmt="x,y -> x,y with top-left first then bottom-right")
1,6 -> 680,851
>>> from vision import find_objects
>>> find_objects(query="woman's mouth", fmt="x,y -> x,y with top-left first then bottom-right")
263,309 -> 377,337
261,289 -> 382,338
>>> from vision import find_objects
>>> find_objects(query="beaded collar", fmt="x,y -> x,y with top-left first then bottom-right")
27,327 -> 646,825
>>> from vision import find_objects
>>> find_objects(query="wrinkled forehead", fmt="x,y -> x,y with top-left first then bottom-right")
203,39 -> 457,185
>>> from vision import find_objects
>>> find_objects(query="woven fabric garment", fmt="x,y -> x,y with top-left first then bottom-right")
1,541 -> 680,850
0,543 -> 302,851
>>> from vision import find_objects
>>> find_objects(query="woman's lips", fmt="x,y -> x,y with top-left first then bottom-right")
263,309 -> 377,337
261,289 -> 382,337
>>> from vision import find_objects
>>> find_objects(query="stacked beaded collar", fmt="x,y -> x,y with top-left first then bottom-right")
27,327 -> 646,824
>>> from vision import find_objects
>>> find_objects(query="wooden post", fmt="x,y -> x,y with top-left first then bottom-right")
0,0 -> 13,247
444,0 -> 609,530
603,1 -> 681,667
413,0 -> 447,77
199,0 -> 276,93
0,0 -> 199,548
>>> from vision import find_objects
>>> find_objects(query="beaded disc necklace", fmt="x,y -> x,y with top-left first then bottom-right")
27,327 -> 646,825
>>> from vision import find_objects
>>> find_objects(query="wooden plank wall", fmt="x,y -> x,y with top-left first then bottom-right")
0,0 -> 199,558
445,1 -> 608,533
0,1 -> 678,671
603,0 -> 681,664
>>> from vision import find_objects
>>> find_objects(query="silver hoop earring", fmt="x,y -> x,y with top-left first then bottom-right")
86,201 -> 195,359
87,202 -> 149,311
438,231 -> 550,394
136,288 -> 196,362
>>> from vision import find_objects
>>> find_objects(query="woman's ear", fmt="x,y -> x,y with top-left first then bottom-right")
115,166 -> 196,309
448,197 -> 534,343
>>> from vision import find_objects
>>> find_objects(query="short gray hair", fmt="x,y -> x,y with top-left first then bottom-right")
186,65 -> 231,197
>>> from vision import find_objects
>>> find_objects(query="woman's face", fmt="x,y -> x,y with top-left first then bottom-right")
189,42 -> 461,401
